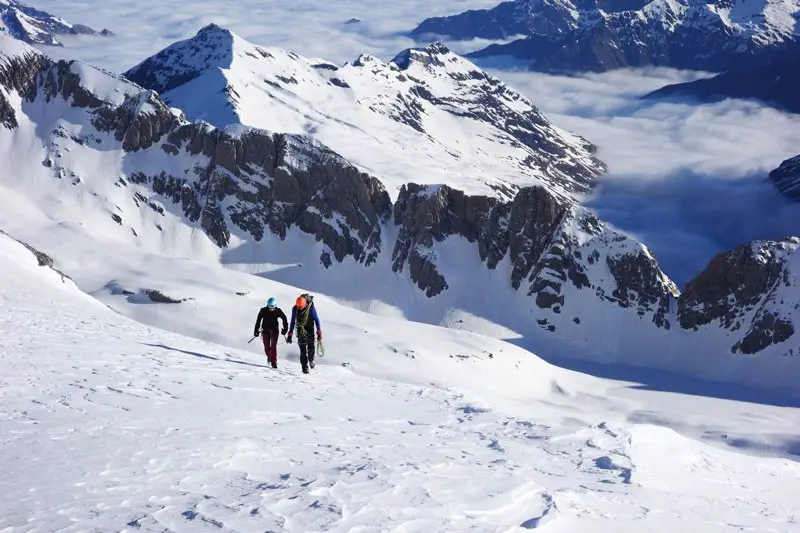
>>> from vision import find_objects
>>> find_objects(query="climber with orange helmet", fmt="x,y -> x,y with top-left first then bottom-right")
287,293 -> 322,374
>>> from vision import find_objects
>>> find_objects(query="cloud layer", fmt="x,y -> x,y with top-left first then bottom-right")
492,68 -> 800,285
28,0 -> 800,285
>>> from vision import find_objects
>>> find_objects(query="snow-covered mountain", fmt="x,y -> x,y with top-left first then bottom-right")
644,58 -> 800,114
770,154 -> 800,201
122,24 -> 605,200
412,0 -> 800,73
0,0 -> 111,46
1,33 -> 799,395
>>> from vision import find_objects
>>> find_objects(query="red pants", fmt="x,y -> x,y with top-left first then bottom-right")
261,330 -> 279,366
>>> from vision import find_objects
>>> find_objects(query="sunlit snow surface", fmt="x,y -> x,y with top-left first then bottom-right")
2,232 -> 800,532
1,2 -> 800,530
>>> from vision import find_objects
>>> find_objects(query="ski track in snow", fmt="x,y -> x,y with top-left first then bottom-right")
2,234 -> 800,532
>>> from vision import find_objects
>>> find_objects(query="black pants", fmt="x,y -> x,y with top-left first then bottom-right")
299,341 -> 315,370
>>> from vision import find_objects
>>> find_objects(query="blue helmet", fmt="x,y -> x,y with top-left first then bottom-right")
267,297 -> 277,309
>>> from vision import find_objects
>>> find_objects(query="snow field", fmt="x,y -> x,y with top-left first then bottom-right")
2,231 -> 800,532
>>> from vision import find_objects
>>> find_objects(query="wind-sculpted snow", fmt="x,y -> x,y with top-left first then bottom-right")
123,24 -> 605,199
413,0 -> 800,73
0,0 -> 111,46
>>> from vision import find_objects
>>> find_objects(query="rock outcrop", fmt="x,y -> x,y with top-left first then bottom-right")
391,182 -> 679,329
678,238 -> 799,355
137,124 -> 392,261
0,41 -> 50,128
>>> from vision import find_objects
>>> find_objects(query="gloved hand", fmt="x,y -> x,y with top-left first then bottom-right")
286,335 -> 293,344
254,330 -> 260,338
316,330 -> 323,340
281,328 -> 288,336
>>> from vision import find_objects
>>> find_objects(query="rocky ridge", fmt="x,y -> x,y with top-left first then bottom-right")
412,0 -> 800,73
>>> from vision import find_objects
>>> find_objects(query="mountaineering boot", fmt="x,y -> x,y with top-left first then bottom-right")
271,361 -> 278,369
302,366 -> 309,374
309,359 -> 315,369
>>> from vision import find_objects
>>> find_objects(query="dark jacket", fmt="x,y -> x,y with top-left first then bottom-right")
254,307 -> 288,336
289,304 -> 321,344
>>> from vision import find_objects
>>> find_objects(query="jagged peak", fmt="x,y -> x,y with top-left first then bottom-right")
390,41 -> 457,70
122,24 -> 250,94
195,23 -> 236,40
747,237 -> 800,259
352,53 -> 383,67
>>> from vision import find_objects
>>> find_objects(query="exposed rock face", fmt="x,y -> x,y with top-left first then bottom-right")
413,0 -> 800,73
139,124 -> 392,261
679,238 -> 799,354
391,182 -> 679,327
33,61 -> 179,151
0,44 -> 50,128
0,1 -> 111,46
769,155 -> 800,202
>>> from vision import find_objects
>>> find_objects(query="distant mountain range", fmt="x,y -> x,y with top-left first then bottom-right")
411,0 -> 800,73
644,58 -> 800,114
0,0 -> 111,46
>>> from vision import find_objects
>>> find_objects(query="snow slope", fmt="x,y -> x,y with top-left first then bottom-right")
123,24 -> 605,200
3,229 -> 800,531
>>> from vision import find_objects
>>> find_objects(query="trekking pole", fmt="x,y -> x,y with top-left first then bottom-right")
248,335 -> 257,344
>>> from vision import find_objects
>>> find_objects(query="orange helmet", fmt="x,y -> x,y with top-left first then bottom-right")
295,296 -> 307,309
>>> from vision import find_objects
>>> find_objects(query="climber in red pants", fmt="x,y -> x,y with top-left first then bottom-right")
253,297 -> 288,368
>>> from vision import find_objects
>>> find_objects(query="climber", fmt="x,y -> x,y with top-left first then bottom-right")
253,297 -> 288,369
287,293 -> 322,374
